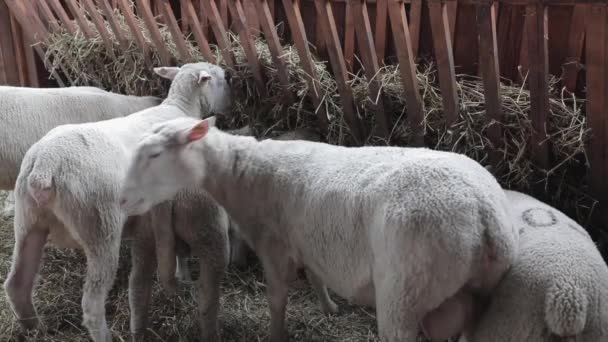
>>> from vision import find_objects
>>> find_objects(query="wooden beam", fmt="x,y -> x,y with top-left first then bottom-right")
446,1 -> 458,45
158,0 -> 193,62
563,4 -> 587,92
3,0 -> 67,86
95,0 -> 130,51
227,0 -> 267,96
134,0 -> 173,65
116,0 -> 152,66
254,0 -> 294,102
344,1 -> 356,71
476,2 -> 503,169
428,0 -> 459,126
37,1 -> 61,33
202,0 -> 235,67
280,0 -> 329,131
48,0 -> 77,34
409,0 -> 422,59
63,0 -> 96,38
526,3 -> 550,169
81,0 -> 116,56
375,0 -> 388,63
314,0 -> 364,144
9,15 -> 28,86
585,4 -> 608,225
352,0 -> 389,138
182,0 -> 216,62
388,0 -> 424,146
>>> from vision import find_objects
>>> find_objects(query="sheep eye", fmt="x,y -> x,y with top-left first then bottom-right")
149,152 -> 161,159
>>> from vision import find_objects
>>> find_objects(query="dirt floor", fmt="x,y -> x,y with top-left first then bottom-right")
0,190 -> 405,342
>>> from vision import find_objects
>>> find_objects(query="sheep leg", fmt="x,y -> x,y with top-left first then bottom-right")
175,237 -> 192,282
420,289 -> 484,341
150,204 -> 178,294
3,228 -> 48,331
195,248 -> 225,342
304,268 -> 338,314
2,191 -> 15,218
81,233 -> 121,342
373,232 -> 473,342
258,238 -> 291,342
228,221 -> 250,268
128,230 -> 157,342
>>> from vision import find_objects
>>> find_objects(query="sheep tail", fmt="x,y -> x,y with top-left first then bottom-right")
27,159 -> 56,207
544,280 -> 588,337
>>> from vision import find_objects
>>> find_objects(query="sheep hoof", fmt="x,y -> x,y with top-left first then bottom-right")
130,331 -> 146,342
321,300 -> 339,315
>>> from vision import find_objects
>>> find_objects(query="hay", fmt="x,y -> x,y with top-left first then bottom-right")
12,5 -> 599,340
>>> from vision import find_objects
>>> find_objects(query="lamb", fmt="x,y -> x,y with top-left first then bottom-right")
118,116 -> 519,342
456,190 -> 608,342
0,85 -> 162,217
128,187 -> 230,342
3,62 -> 232,342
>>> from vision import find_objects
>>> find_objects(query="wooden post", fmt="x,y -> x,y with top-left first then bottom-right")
4,0 -> 67,86
37,1 -> 61,33
428,0 -> 459,127
95,0 -> 130,51
409,0 -> 422,59
81,0 -> 116,56
255,0 -> 294,102
63,0 -> 96,38
585,4 -> 608,227
202,0 -> 235,67
227,0 -> 267,96
0,0 -> 20,85
314,0 -> 364,144
526,3 -> 550,170
388,0 -> 424,146
116,0 -> 152,66
476,1 -> 503,170
9,15 -> 28,86
375,0 -> 388,63
446,1 -> 458,46
563,5 -> 587,93
48,0 -> 77,34
281,0 -> 329,132
344,1 -> 355,71
183,0 -> 216,62
159,0 -> 193,62
352,0 -> 389,139
135,0 -> 174,65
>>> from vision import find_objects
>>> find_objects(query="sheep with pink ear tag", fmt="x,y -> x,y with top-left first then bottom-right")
120,114 -> 519,342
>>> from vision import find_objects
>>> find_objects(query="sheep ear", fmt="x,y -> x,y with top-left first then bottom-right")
154,66 -> 180,80
198,70 -> 212,84
187,118 -> 213,141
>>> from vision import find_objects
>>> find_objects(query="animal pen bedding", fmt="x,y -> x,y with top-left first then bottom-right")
0,9 -> 601,342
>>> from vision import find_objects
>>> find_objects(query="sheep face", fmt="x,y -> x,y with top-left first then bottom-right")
120,116 -> 216,216
154,62 -> 233,117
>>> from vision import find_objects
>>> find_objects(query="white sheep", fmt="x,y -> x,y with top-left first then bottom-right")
455,190 -> 608,342
4,62 -> 232,342
118,116 -> 519,342
227,126 -> 323,268
0,85 -> 162,217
